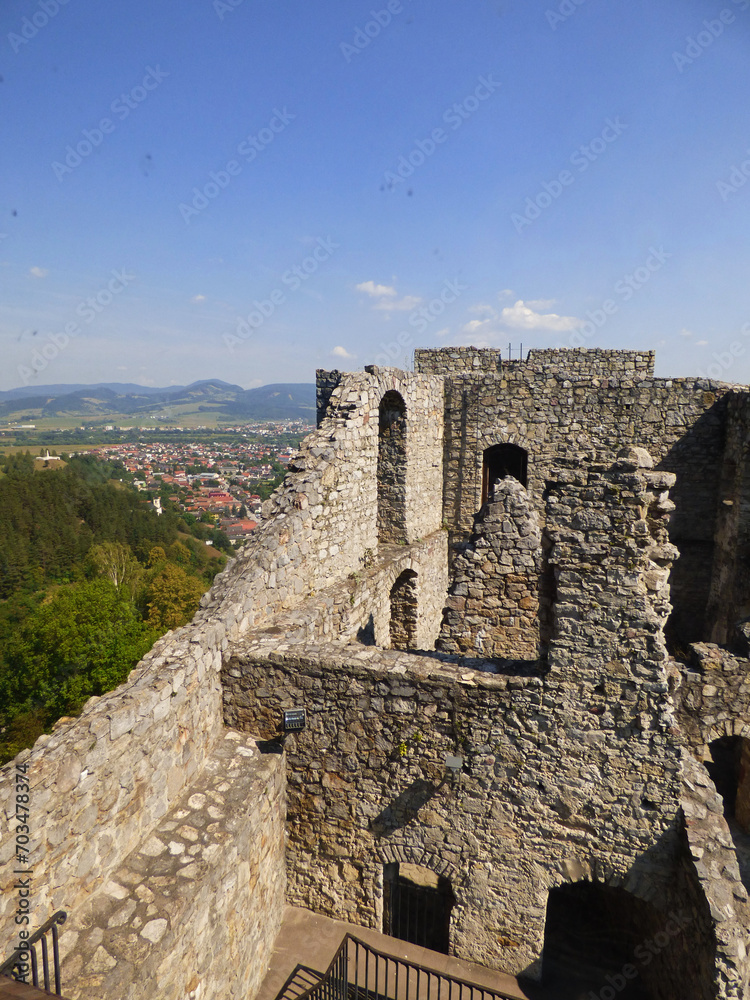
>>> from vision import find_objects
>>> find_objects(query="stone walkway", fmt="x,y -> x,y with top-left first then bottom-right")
57,731 -> 284,1000
255,906 -> 550,1000
0,978 -> 67,999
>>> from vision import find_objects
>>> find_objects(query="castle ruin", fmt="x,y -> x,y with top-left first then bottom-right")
3,346 -> 750,999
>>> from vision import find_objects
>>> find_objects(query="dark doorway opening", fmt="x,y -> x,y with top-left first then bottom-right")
542,883 -> 660,1000
383,863 -> 454,954
706,735 -> 750,831
482,444 -> 528,504
390,570 -> 418,651
706,735 -> 742,816
378,391 -> 407,545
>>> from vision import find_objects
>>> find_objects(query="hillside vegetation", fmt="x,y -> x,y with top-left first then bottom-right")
0,452 -> 227,763
0,379 -> 316,424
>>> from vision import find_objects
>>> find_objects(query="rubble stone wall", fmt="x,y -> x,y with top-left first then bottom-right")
0,628 -> 287,1000
675,644 -> 750,756
316,368 -> 343,425
706,392 -> 750,644
208,366 -> 444,637
60,733 -> 285,1000
246,533 -> 448,653
439,369 -> 732,644
223,457 -> 692,983
679,754 -> 750,1000
438,477 -> 543,659
0,626 -> 226,946
413,347 -> 655,378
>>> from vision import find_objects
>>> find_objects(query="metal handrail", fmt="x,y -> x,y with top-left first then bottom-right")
291,934 -> 518,1000
0,910 -> 67,995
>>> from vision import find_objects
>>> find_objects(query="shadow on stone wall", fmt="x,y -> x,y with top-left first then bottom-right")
370,778 -> 439,836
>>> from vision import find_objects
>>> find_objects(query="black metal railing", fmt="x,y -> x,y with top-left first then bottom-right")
0,910 -> 67,995
292,934 -> 517,1000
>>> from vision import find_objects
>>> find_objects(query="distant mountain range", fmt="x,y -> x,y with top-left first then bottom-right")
0,380 -> 316,422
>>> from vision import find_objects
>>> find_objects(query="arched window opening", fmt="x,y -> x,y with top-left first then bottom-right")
390,570 -> 418,650
482,443 -> 528,505
383,863 -> 454,954
542,882 -> 678,999
706,735 -> 750,831
378,391 -> 407,544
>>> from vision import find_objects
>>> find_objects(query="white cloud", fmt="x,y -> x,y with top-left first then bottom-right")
356,280 -> 397,298
356,279 -> 421,314
499,299 -> 580,332
191,294 -> 206,303
499,288 -> 514,299
679,328 -> 693,338
331,345 -> 356,359
29,266 -> 48,278
374,295 -> 422,312
697,340 -> 708,347
462,319 -> 489,334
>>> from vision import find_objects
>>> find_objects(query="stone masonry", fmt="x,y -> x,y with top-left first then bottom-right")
4,347 -> 750,1000
223,446 -> 740,994
437,477 -> 544,660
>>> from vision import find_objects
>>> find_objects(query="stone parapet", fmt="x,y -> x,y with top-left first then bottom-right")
413,346 -> 655,378
251,532 -> 448,652
59,731 -> 285,1000
0,626 -> 227,949
205,366 -> 445,639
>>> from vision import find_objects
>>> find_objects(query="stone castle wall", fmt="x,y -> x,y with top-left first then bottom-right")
205,366 -> 445,635
437,477 -> 544,660
439,369 -> 731,644
0,626 -> 225,948
0,619 -> 286,1000
0,365 -> 447,999
413,347 -> 655,378
675,643 -> 750,755
223,456 -> 702,983
234,531 -> 448,654
679,754 -> 750,1000
3,348 -> 750,999
414,347 -> 503,376
706,392 -> 750,644
61,732 -> 286,1000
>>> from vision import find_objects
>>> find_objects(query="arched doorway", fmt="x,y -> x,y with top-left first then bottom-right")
383,862 -> 455,954
378,391 -> 407,544
390,570 -> 418,650
542,882 -> 676,999
706,734 -> 750,831
482,443 -> 528,504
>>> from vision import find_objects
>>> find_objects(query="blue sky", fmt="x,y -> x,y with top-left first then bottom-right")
2,0 -> 750,390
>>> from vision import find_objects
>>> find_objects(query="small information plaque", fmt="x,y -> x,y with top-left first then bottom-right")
283,708 -> 306,732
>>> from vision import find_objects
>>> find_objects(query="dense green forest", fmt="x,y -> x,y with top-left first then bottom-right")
0,453 -> 227,763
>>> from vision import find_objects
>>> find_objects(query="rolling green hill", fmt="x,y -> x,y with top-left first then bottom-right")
0,380 -> 316,424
